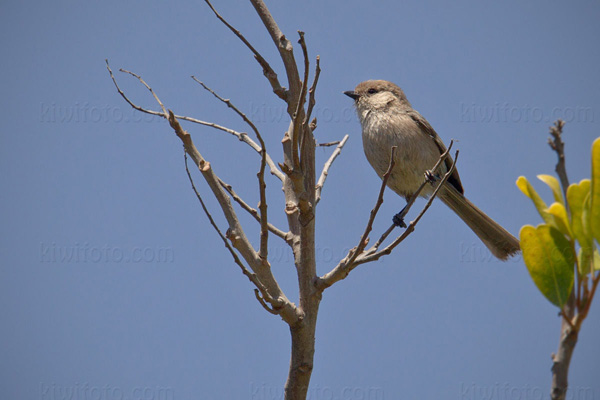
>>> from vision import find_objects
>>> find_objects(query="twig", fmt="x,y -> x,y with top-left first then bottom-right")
304,55 -> 321,127
317,141 -> 341,147
578,272 -> 600,324
119,68 -> 168,116
547,119 -> 576,400
203,0 -> 287,100
106,59 -> 166,118
357,150 -> 459,265
249,0 -> 302,109
217,177 -> 291,243
315,135 -> 349,204
548,120 -> 569,200
372,140 -> 454,249
191,77 -> 270,260
316,146 -> 397,290
254,289 -> 278,315
350,146 -> 398,265
170,111 -> 299,326
560,309 -> 576,330
291,31 -> 310,169
106,60 -> 284,180
316,148 -> 459,290
184,152 -> 276,308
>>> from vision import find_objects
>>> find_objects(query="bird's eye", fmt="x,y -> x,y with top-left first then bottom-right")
367,88 -> 378,94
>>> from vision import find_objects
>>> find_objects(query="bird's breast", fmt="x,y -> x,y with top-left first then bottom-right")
361,112 -> 441,197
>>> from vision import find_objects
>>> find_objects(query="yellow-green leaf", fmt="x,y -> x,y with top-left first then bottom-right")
546,202 -> 573,238
582,193 -> 592,242
517,176 -> 552,225
520,224 -> 575,308
567,179 -> 592,248
594,248 -> 600,271
538,174 -> 565,206
591,137 -> 600,244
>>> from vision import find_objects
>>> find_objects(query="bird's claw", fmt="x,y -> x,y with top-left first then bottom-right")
392,213 -> 407,228
424,170 -> 439,184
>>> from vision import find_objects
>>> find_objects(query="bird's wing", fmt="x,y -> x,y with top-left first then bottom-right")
407,110 -> 464,194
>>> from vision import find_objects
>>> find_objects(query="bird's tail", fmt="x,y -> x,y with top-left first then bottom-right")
439,186 -> 520,260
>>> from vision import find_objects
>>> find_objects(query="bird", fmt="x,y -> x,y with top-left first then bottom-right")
344,80 -> 520,260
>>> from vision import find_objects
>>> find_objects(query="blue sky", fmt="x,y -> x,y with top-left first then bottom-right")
1,0 -> 599,399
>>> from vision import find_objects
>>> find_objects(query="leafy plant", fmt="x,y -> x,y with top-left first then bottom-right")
517,126 -> 600,400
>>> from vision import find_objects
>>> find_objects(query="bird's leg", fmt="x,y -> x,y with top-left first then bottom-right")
392,169 -> 440,228
392,201 -> 409,228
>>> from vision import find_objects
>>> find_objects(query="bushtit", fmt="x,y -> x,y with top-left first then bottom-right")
344,80 -> 519,260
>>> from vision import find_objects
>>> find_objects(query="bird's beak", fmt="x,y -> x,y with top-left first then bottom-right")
344,90 -> 360,100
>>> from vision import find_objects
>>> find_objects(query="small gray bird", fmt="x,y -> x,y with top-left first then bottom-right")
345,80 -> 520,260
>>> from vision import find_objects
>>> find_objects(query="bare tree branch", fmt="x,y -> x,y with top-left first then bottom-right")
218,177 -> 291,243
316,146 -> 397,290
203,0 -> 287,101
106,60 -> 285,181
315,135 -> 349,205
106,59 -> 167,118
119,68 -> 168,116
191,77 -> 271,260
291,31 -> 310,169
356,150 -> 459,264
317,148 -> 459,290
547,119 -> 576,400
548,119 -> 569,201
184,152 -> 275,304
304,55 -> 321,128
243,4 -> 321,397
249,0 -> 302,110
254,289 -> 279,315
170,111 -> 300,325
317,141 -> 341,147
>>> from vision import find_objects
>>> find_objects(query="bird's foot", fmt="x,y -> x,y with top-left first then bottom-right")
424,169 -> 439,184
392,212 -> 407,228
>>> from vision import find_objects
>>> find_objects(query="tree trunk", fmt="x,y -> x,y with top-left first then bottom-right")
285,302 -> 320,399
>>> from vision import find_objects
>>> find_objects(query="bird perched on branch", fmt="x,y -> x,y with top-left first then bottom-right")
345,80 -> 519,260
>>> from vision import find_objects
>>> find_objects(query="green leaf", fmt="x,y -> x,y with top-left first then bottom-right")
538,174 -> 565,206
567,179 -> 592,249
591,137 -> 600,244
517,176 -> 553,225
594,248 -> 600,271
546,202 -> 573,238
520,224 -> 575,308
582,193 -> 592,242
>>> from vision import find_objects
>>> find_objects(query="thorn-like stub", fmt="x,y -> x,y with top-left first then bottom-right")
280,163 -> 292,176
225,228 -> 239,244
200,160 -> 211,172
285,202 -> 299,215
